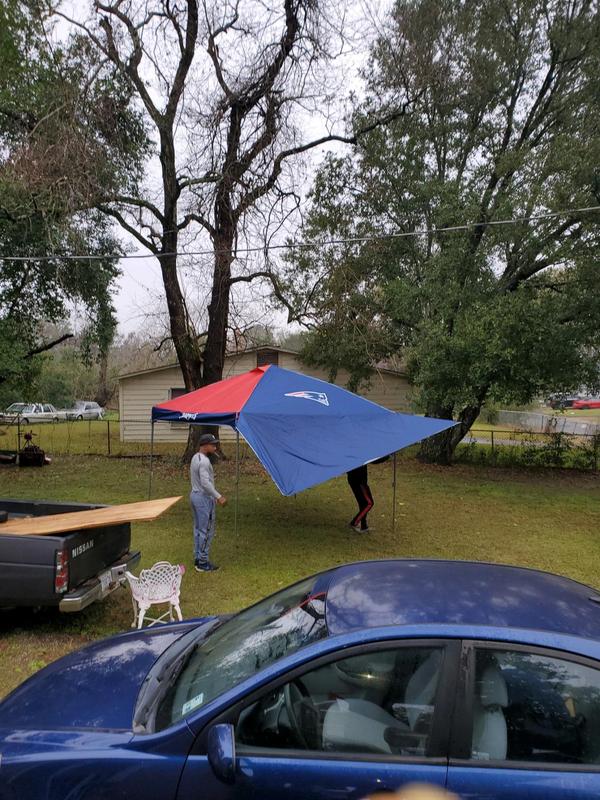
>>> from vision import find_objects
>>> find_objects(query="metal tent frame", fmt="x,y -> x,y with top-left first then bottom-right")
148,419 -> 399,536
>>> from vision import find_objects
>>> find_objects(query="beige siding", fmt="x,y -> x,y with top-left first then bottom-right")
119,354 -> 261,442
119,351 -> 412,442
278,354 -> 412,412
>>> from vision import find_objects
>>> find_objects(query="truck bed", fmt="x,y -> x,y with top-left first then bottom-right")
0,499 -> 141,612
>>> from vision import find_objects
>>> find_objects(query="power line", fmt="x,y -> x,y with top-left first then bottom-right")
1,205 -> 599,263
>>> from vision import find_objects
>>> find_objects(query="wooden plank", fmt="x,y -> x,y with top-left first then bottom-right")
0,496 -> 182,536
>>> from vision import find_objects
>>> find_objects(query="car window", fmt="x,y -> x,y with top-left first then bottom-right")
155,576 -> 329,730
235,646 -> 444,757
43,405 -> 53,413
470,648 -> 600,765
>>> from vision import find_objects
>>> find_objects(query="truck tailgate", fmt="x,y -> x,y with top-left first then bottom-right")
0,515 -> 134,608
65,523 -> 131,588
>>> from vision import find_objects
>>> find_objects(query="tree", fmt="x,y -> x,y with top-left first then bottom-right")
31,328 -> 174,409
0,0 -> 148,401
61,0 -> 414,457
283,0 -> 600,463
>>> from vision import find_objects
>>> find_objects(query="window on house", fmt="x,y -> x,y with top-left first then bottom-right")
257,349 -> 279,367
169,388 -> 188,428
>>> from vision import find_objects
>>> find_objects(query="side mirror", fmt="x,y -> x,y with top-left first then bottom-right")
207,723 -> 236,784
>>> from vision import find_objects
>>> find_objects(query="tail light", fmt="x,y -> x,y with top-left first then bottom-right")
54,548 -> 69,594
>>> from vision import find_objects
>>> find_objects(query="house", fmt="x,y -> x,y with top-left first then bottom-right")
117,346 -> 412,442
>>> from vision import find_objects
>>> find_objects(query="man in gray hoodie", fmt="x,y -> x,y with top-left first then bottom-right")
190,433 -> 227,572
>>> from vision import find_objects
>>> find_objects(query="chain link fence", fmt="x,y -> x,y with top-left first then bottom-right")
0,417 -> 598,471
460,428 -> 600,471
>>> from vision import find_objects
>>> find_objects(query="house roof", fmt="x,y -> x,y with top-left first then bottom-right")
118,346 -> 407,381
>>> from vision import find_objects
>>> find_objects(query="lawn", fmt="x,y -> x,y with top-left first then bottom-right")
0,451 -> 599,699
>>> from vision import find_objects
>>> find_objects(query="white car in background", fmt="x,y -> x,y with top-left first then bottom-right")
0,403 -> 66,424
65,400 -> 105,420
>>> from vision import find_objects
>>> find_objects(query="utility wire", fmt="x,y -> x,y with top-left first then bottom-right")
1,205 -> 599,263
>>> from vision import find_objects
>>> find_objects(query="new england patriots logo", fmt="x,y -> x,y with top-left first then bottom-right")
284,391 -> 330,407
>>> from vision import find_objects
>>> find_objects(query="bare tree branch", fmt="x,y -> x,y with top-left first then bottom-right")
25,333 -> 74,359
97,204 -> 158,253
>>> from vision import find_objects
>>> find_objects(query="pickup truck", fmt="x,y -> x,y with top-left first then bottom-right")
0,498 -> 140,612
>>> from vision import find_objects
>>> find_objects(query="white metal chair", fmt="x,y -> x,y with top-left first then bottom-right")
125,561 -> 185,629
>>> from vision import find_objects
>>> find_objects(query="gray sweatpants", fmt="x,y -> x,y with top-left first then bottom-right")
190,491 -> 216,565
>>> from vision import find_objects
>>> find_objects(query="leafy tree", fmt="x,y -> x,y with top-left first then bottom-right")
28,328 -> 179,410
284,0 -> 600,463
0,0 -> 148,400
59,0 -> 415,458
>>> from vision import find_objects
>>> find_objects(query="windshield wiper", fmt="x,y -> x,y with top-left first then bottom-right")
133,617 -> 224,734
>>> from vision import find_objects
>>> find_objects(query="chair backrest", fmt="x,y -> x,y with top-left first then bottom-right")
404,650 -> 443,729
472,663 -> 508,760
126,561 -> 183,603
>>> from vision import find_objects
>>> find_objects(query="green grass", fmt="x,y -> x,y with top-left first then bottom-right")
541,406 -> 600,420
0,418 -> 179,457
1,451 -> 599,699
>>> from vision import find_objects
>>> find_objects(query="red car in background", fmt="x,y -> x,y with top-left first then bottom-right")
572,397 -> 600,409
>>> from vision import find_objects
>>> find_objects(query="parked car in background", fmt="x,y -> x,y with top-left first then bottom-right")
545,393 -> 586,409
65,400 -> 105,420
2,558 -> 600,799
0,402 -> 66,424
572,397 -> 600,410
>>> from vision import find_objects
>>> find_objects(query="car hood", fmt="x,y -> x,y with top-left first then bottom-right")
0,620 -> 207,732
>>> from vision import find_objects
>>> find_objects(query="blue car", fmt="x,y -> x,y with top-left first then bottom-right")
2,559 -> 600,799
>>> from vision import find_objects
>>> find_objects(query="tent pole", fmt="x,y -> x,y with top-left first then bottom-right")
148,421 -> 155,500
235,430 -> 240,536
392,451 -> 397,535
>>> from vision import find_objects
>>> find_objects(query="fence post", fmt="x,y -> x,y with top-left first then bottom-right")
107,420 -> 111,456
491,430 -> 494,454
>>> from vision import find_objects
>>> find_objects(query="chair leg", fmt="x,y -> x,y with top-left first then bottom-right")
173,603 -> 183,622
137,604 -> 148,629
131,597 -> 138,629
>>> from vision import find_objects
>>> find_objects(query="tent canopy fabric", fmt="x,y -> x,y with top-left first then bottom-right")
152,365 -> 456,496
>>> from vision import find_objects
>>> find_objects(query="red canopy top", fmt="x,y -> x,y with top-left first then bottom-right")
153,365 -> 269,416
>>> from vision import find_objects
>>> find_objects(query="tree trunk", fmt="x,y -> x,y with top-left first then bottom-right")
417,406 -> 481,464
95,351 -> 111,407
181,231 -> 234,462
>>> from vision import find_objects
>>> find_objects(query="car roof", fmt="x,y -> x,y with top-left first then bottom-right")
324,559 -> 600,640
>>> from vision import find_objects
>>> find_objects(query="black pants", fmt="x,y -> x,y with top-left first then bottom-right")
349,480 -> 374,530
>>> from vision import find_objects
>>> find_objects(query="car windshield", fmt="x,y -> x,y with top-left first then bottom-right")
155,575 -> 329,730
6,403 -> 26,413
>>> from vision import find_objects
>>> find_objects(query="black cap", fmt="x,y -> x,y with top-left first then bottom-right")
198,433 -> 219,446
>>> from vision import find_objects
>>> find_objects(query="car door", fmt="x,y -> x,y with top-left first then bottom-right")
177,639 -> 459,800
28,404 -> 42,421
447,641 -> 600,799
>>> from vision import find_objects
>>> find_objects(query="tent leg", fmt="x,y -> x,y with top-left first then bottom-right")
148,421 -> 155,500
235,430 -> 240,536
392,452 -> 397,535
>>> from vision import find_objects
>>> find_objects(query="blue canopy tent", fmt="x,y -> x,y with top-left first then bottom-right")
150,364 -> 456,529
